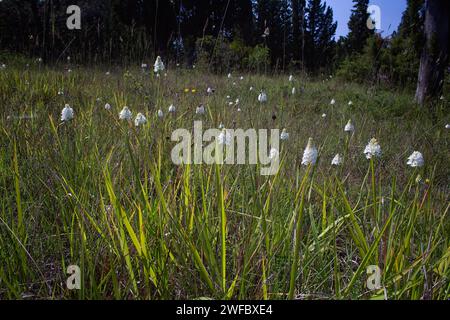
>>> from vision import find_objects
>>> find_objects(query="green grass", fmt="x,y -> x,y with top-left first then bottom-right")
0,64 -> 449,300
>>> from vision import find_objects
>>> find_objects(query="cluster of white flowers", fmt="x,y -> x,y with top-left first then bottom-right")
134,113 -> 147,127
364,138 -> 382,159
258,90 -> 267,103
154,56 -> 165,74
119,106 -> 132,120
61,104 -> 74,122
407,151 -> 424,168
302,138 -> 318,166
217,129 -> 232,146
269,148 -> 279,161
331,154 -> 343,166
280,128 -> 289,141
196,104 -> 206,115
344,120 -> 355,133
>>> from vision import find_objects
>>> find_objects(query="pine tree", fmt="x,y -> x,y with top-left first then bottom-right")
305,0 -> 337,71
346,0 -> 373,54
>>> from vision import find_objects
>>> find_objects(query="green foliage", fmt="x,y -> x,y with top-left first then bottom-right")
0,65 -> 449,300
247,45 -> 270,73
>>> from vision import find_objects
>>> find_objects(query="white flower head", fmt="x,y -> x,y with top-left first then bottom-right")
104,103 -> 111,110
249,86 -> 254,91
61,104 -> 74,122
348,101 -> 353,106
364,138 -> 382,159
207,87 -> 214,94
407,151 -> 424,168
196,104 -> 206,115
134,113 -> 147,127
269,148 -> 279,161
119,106 -> 132,120
344,119 -> 355,133
330,99 -> 336,105
302,138 -> 318,166
289,75 -> 294,82
141,63 -> 148,69
227,73 -> 232,79
280,128 -> 289,141
217,129 -> 232,146
258,90 -> 267,103
292,87 -> 296,95
322,113 -> 327,118
445,124 -> 450,129
153,56 -> 165,73
218,123 -> 224,129
240,76 -> 244,80
168,104 -> 176,113
157,109 -> 164,118
331,154 -> 343,166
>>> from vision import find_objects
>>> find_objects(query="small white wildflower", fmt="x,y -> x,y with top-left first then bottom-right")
226,95 -> 231,99
237,108 -> 242,112
58,90 -> 64,96
364,138 -> 382,159
67,69 -> 72,73
269,148 -> 279,161
104,103 -> 111,110
217,129 -> 232,146
262,27 -> 270,38
228,102 -> 234,106
280,129 -> 289,141
153,56 -> 165,73
240,76 -> 244,80
196,105 -> 206,115
258,90 -> 267,103
227,73 -> 232,79
344,120 -> 355,133
348,101 -> 353,106
292,87 -> 296,95
330,99 -> 335,105
302,138 -> 318,166
168,104 -> 176,113
134,113 -> 147,127
289,75 -> 294,82
207,87 -> 214,94
105,71 -> 110,75
440,96 -> 444,101
407,151 -> 424,168
331,154 -> 343,166
249,86 -> 254,91
157,109 -> 164,118
61,104 -> 74,122
235,98 -> 240,105
322,113 -> 327,118
119,106 -> 132,120
445,124 -> 450,129
219,123 -> 224,129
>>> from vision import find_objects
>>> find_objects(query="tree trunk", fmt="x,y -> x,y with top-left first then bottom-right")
415,0 -> 449,105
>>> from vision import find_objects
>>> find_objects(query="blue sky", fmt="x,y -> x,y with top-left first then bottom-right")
326,0 -> 407,38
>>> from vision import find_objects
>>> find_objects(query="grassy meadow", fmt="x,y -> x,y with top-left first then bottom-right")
0,62 -> 449,300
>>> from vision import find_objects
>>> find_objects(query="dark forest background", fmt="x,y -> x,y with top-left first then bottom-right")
0,0 -> 447,92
